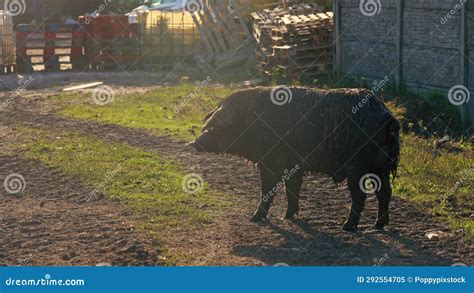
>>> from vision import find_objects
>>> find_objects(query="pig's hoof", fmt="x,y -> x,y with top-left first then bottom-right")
283,212 -> 298,221
250,211 -> 267,223
374,222 -> 387,230
342,222 -> 358,232
374,217 -> 389,230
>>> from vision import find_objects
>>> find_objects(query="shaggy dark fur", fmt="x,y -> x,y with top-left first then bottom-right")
191,87 -> 400,231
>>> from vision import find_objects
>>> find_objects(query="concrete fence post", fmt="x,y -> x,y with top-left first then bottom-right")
333,0 -> 342,75
395,0 -> 405,94
461,0 -> 470,126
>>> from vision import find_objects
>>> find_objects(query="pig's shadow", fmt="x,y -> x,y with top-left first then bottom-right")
231,218 -> 456,266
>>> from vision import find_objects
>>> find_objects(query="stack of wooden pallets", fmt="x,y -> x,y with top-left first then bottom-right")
0,11 -> 16,74
80,15 -> 140,71
252,4 -> 333,79
16,23 -> 86,73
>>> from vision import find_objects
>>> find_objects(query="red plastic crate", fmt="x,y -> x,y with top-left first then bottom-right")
16,32 -> 45,41
17,32 -> 86,44
88,54 -> 139,63
87,32 -> 138,40
79,15 -> 128,26
45,31 -> 86,40
80,15 -> 138,39
87,26 -> 137,37
17,47 -> 83,57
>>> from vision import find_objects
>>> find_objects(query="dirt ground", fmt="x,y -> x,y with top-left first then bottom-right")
0,77 -> 472,266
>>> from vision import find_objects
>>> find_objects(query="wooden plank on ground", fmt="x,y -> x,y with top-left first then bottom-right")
63,82 -> 104,92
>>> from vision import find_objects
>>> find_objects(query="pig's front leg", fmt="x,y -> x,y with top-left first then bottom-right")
250,166 -> 282,222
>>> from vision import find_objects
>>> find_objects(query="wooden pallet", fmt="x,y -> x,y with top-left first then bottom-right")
16,24 -> 86,73
252,4 -> 333,80
252,3 -> 324,21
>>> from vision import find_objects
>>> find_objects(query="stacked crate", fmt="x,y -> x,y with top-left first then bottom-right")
252,4 -> 333,79
0,11 -> 16,74
80,16 -> 140,71
16,24 -> 86,72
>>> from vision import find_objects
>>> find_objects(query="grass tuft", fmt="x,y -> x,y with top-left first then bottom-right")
59,85 -> 233,141
14,127 -> 228,231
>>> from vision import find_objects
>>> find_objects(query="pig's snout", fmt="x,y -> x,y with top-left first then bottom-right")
187,140 -> 205,152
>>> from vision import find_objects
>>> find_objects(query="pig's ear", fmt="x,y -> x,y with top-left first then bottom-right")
203,103 -> 235,130
204,107 -> 219,122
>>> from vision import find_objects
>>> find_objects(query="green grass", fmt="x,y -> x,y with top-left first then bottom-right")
14,127 -> 228,231
59,85 -> 234,141
394,134 -> 473,235
56,84 -> 474,237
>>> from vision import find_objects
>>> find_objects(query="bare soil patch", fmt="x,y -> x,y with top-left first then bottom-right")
0,155 -> 161,266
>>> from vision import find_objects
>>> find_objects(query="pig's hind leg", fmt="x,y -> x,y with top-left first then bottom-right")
342,174 -> 367,231
374,172 -> 392,229
284,172 -> 303,220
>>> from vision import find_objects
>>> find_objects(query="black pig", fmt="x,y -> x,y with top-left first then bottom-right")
190,87 -> 400,231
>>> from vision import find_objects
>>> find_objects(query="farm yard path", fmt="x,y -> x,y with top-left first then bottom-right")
1,88 -> 472,266
0,154 -> 161,266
